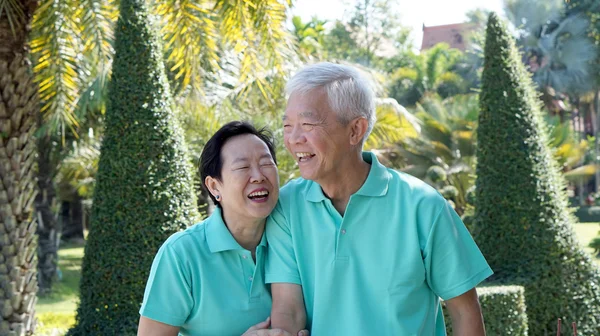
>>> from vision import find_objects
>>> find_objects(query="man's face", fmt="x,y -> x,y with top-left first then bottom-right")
283,88 -> 352,183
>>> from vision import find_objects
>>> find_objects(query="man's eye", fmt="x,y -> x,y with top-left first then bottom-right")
235,166 -> 249,170
302,123 -> 315,129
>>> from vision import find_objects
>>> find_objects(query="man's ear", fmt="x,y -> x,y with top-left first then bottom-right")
205,176 -> 222,200
349,117 -> 369,146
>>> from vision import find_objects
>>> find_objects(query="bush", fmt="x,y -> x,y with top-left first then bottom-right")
443,286 -> 528,336
67,0 -> 198,334
473,13 -> 600,335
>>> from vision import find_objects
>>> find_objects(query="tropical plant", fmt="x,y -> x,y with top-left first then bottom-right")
391,94 -> 479,215
0,0 -> 41,334
291,15 -> 327,60
388,44 -> 466,107
474,13 -> 600,335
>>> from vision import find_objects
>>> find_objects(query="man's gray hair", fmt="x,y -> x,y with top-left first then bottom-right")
286,62 -> 376,144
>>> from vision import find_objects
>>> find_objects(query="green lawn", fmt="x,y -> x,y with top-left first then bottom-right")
35,244 -> 83,335
573,222 -> 600,266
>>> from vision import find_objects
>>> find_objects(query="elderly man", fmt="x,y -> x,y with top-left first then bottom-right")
266,62 -> 492,335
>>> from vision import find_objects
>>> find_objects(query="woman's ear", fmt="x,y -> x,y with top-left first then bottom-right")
349,117 -> 369,146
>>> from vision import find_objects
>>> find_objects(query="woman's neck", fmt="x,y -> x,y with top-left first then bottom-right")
221,208 -> 265,253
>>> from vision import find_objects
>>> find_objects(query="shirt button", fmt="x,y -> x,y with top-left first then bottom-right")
242,255 -> 247,259
341,229 -> 347,235
249,276 -> 253,281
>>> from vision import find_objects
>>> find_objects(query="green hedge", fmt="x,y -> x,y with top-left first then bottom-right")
472,13 -> 600,335
67,0 -> 198,333
443,286 -> 528,336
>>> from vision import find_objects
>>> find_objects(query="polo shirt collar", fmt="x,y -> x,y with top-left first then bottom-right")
206,207 -> 267,253
306,151 -> 391,202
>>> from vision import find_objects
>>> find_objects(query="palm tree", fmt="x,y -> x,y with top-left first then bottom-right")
388,44 -> 465,107
0,0 -> 41,334
504,0 -> 599,194
392,94 -> 479,215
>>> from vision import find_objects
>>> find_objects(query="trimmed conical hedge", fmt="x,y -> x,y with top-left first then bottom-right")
474,13 -> 600,335
67,0 -> 198,334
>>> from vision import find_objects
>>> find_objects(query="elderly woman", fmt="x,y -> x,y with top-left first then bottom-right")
138,121 -> 302,336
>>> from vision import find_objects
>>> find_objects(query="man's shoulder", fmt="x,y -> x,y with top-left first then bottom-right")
386,167 -> 446,203
279,177 -> 312,199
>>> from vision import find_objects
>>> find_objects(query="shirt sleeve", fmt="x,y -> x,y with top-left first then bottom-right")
139,242 -> 194,326
265,202 -> 302,285
423,201 -> 493,300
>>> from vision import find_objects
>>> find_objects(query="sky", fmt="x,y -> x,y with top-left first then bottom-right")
290,0 -> 506,50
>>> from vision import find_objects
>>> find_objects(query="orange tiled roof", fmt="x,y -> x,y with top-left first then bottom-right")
421,23 -> 475,51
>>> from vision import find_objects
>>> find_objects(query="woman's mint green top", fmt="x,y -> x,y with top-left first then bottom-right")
140,208 -> 271,336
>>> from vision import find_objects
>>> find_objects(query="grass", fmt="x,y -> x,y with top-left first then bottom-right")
35,243 -> 83,335
573,222 -> 600,266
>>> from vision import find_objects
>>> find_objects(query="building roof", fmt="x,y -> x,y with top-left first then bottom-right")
420,23 -> 474,51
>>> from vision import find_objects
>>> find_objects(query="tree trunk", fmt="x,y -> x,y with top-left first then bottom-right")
0,0 -> 41,333
35,132 -> 60,295
595,90 -> 600,193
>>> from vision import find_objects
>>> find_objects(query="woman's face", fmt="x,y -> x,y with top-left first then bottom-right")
209,134 -> 279,222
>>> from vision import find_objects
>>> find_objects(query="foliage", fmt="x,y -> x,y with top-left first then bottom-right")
566,0 -> 600,84
388,94 -> 479,215
388,44 -> 466,107
55,134 -> 101,201
316,0 -> 412,70
67,0 -> 198,332
473,13 -> 600,335
590,235 -> 600,256
505,0 -> 597,95
291,15 -> 327,60
443,286 -> 528,335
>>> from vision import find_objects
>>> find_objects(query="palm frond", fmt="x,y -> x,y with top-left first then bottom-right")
31,0 -> 83,141
215,0 -> 293,98
0,0 -> 26,37
77,0 -> 116,73
155,0 -> 218,95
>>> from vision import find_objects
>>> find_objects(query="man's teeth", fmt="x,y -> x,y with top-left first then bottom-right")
248,190 -> 269,197
296,152 -> 314,158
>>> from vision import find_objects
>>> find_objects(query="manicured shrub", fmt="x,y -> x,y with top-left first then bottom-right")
67,0 -> 198,333
473,13 -> 600,335
443,286 -> 528,336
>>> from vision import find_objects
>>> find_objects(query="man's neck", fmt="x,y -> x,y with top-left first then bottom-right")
221,210 -> 265,254
318,152 -> 371,216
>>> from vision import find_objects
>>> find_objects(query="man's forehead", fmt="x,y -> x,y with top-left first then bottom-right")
283,110 -> 320,120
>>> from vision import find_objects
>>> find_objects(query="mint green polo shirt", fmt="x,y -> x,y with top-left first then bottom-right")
266,152 -> 493,335
140,207 -> 271,336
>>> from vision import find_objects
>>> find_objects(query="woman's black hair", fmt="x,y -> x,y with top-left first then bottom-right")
200,121 -> 277,207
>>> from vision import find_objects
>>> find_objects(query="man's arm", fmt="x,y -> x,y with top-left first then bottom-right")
138,316 -> 180,336
270,283 -> 307,334
445,288 -> 485,336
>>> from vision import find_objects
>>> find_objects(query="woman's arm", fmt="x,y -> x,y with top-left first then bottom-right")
138,316 -> 180,336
